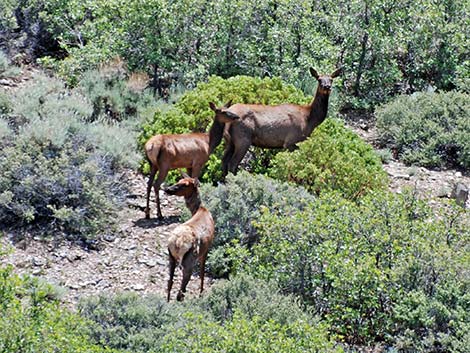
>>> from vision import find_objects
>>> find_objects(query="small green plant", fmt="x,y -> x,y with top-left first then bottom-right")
78,59 -> 154,122
376,90 -> 470,170
0,265 -> 117,353
270,118 -> 388,199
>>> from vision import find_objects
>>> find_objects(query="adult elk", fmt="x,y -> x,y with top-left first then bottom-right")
221,67 -> 341,178
144,102 -> 239,219
164,176 -> 214,301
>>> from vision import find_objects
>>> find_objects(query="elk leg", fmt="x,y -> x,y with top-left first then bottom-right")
221,143 -> 235,180
199,253 -> 207,295
167,250 -> 176,302
228,143 -> 250,175
177,250 -> 196,301
153,166 -> 169,219
145,165 -> 158,219
186,168 -> 193,176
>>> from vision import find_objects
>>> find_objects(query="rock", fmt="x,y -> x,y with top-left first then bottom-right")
451,183 -> 469,207
103,234 -> 116,242
32,257 -> 47,267
138,257 -> 157,267
0,79 -> 14,86
436,185 -> 452,198
133,283 -> 145,291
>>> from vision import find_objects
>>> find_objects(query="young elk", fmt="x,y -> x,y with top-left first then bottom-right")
144,102 -> 239,219
221,67 -> 342,178
164,176 -> 214,301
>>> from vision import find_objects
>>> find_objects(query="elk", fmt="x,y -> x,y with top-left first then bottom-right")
164,176 -> 214,301
221,67 -> 342,178
144,102 -> 239,219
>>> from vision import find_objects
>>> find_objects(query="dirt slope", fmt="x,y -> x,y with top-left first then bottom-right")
1,171 -> 213,306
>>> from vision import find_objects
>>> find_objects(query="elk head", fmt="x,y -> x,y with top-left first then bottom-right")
164,175 -> 200,197
310,67 -> 342,95
209,101 -> 240,123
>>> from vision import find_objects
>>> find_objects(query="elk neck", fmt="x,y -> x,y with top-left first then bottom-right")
307,88 -> 330,131
208,119 -> 225,154
185,190 -> 202,215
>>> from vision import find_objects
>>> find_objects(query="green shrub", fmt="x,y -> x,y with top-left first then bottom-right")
80,276 -> 339,353
192,172 -> 316,277
78,60 -> 154,122
159,312 -> 341,353
0,73 -> 139,241
198,274 -> 316,326
79,292 -> 194,351
0,265 -> 116,353
0,51 -> 20,78
236,190 -> 469,347
0,118 -> 12,141
270,118 -> 388,199
376,91 -> 470,169
0,139 -> 125,241
139,75 -> 310,182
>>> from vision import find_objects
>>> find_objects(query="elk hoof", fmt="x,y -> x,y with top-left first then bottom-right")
176,292 -> 185,301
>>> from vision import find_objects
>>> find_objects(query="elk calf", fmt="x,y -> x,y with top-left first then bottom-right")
164,176 -> 214,301
144,102 -> 238,219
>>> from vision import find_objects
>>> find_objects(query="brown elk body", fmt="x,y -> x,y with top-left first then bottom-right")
164,177 -> 214,302
144,102 -> 238,219
221,68 -> 341,178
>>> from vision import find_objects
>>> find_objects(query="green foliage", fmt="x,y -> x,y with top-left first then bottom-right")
376,90 -> 470,169
235,190 -> 469,347
78,60 -> 154,122
198,274 -> 316,326
159,312 -> 340,353
80,275 -> 339,353
193,172 -> 315,277
0,265 -> 116,353
271,118 -> 388,199
0,51 -> 20,78
140,75 -> 310,182
0,73 -> 139,241
8,0 -> 467,107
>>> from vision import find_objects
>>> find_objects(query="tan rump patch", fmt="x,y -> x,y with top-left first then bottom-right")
168,225 -> 196,263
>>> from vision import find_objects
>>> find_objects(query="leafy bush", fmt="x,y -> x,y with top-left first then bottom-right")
270,118 -> 388,199
0,73 -> 139,241
198,274 -> 316,326
376,91 -> 470,169
192,172 -> 316,277
234,190 -> 469,348
0,264 -> 116,353
78,59 -> 154,122
0,51 -> 20,78
80,275 -> 339,353
159,312 -> 340,353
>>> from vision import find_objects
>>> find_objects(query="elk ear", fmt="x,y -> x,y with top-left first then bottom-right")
224,99 -> 233,108
209,102 -> 217,112
193,178 -> 200,188
310,67 -> 319,79
331,67 -> 342,78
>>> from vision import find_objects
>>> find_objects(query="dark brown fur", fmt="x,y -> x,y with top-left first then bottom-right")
221,68 -> 341,178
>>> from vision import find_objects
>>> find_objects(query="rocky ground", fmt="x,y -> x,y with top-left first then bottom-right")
1,171 -> 213,306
